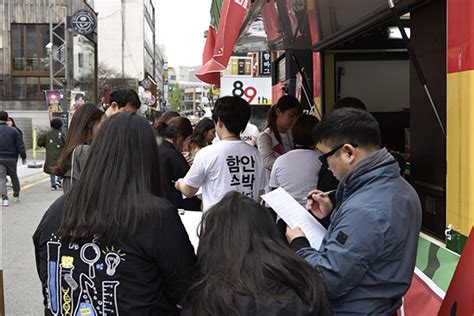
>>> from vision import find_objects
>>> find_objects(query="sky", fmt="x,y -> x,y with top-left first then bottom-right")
155,0 -> 212,68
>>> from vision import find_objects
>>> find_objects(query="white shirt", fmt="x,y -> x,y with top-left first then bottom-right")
269,149 -> 322,206
257,128 -> 294,171
240,123 -> 260,146
183,140 -> 266,212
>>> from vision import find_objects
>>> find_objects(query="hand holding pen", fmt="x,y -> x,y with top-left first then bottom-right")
306,189 -> 335,219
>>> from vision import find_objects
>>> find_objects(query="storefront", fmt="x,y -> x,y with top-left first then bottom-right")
0,0 -> 98,130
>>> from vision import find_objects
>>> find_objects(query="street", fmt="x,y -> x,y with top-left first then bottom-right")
2,165 -> 58,315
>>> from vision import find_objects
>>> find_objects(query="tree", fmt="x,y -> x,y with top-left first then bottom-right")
97,62 -> 138,97
168,83 -> 184,111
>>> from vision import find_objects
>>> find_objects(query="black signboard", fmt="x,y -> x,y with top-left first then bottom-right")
69,10 -> 97,35
51,112 -> 69,136
259,51 -> 271,76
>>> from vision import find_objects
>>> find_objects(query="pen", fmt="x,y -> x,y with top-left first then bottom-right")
307,189 -> 336,199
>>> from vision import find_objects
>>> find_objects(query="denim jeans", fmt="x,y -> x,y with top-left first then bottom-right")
50,174 -> 57,188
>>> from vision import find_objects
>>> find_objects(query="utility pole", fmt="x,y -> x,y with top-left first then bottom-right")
121,0 -> 125,78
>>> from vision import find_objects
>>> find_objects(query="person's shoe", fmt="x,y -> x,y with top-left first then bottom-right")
55,181 -> 62,189
13,197 -> 19,203
50,186 -> 57,191
2,199 -> 8,207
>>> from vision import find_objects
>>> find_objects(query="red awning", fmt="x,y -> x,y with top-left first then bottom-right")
196,0 -> 250,86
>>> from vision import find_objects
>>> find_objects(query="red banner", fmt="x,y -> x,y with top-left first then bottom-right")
203,26 -> 216,65
196,0 -> 250,86
398,270 -> 443,316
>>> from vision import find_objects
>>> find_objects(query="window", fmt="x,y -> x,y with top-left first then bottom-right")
144,20 -> 154,52
11,24 -> 50,73
12,77 -> 59,100
10,24 -> 58,100
78,53 -> 84,68
144,48 -> 154,77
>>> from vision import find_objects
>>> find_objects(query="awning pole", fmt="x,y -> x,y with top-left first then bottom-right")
388,0 -> 446,137
290,52 -> 319,116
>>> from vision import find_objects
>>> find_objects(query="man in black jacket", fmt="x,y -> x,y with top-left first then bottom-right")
0,111 -> 26,206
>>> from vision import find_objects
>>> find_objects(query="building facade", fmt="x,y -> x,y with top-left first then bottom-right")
95,0 -> 157,89
154,44 -> 165,106
0,0 -> 98,125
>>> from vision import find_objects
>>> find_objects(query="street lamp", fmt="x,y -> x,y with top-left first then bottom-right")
46,42 -> 53,90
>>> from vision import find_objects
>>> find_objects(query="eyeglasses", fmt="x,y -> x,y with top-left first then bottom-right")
318,143 -> 358,166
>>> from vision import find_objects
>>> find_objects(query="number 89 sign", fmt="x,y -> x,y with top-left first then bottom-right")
220,77 -> 272,105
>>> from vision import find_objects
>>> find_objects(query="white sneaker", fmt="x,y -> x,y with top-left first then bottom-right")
13,197 -> 19,203
2,199 -> 8,207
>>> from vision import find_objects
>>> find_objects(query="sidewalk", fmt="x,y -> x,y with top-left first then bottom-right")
17,149 -> 46,180
4,149 -> 47,192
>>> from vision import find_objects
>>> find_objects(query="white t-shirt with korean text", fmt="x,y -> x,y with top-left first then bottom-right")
183,140 -> 266,212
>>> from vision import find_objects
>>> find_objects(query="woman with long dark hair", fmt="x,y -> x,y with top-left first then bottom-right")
257,95 -> 302,174
182,191 -> 330,316
54,103 -> 104,193
34,113 -> 196,315
157,116 -> 201,211
188,118 -> 215,160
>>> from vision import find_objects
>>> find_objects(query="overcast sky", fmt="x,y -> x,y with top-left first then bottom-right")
155,0 -> 212,67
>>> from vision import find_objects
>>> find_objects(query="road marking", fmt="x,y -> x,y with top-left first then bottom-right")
21,177 -> 49,191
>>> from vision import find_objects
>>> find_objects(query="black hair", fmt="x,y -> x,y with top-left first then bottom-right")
151,110 -> 163,122
57,113 -> 164,243
50,118 -> 63,129
212,96 -> 251,136
189,118 -> 215,149
292,114 -> 319,147
74,93 -> 85,102
266,95 -> 303,144
156,111 -> 180,125
184,191 -> 330,316
109,88 -> 141,109
314,108 -> 381,149
0,111 -> 8,121
333,97 -> 367,111
155,116 -> 193,142
54,103 -> 104,176
6,116 -> 23,137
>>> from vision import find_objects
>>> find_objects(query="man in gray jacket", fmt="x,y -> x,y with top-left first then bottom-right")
0,111 -> 26,206
286,108 -> 421,315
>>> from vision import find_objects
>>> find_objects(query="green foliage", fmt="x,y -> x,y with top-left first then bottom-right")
168,84 -> 184,111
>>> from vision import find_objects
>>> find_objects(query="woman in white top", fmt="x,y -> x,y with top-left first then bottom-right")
269,114 -> 321,206
257,95 -> 303,171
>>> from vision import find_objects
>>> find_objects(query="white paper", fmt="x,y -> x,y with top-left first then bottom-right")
178,209 -> 202,253
262,187 -> 327,250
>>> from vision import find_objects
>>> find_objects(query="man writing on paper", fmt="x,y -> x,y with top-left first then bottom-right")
286,108 -> 421,315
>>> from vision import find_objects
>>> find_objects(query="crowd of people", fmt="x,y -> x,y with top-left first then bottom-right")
2,87 -> 422,315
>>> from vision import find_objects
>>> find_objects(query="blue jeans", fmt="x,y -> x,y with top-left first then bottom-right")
50,174 -> 57,188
